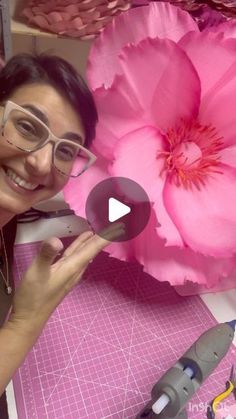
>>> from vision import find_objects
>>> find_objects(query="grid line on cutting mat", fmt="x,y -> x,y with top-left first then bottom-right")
12,236 -> 236,419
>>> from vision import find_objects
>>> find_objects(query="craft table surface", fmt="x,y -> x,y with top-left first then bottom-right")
6,214 -> 236,419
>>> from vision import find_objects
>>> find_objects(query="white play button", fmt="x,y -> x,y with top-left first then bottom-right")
85,177 -> 151,241
108,197 -> 131,222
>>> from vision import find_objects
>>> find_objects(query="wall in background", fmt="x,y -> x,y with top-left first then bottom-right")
11,34 -> 91,79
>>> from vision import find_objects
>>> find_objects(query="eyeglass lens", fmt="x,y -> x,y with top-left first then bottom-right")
4,109 -> 90,177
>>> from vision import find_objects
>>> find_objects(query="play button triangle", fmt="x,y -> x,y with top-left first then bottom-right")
108,197 -> 131,222
85,177 -> 151,241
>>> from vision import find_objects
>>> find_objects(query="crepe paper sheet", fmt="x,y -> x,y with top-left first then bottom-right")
12,236 -> 236,419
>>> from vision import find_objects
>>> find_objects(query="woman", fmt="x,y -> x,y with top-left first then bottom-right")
0,53 -> 124,417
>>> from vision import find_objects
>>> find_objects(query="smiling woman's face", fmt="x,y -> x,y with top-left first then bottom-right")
0,83 -> 85,216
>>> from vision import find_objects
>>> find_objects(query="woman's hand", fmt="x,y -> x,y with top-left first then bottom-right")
10,223 -> 124,330
0,223 -> 124,396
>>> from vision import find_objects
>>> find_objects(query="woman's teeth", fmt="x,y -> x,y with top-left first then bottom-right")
6,168 -> 39,190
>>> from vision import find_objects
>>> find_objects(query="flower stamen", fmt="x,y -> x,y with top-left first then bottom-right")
159,120 -> 224,189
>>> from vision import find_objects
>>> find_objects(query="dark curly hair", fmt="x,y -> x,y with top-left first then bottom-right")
0,53 -> 98,147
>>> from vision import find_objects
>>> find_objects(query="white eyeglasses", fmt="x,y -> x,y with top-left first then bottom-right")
1,100 -> 97,177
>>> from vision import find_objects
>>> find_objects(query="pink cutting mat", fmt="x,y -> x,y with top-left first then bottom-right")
12,237 -> 236,419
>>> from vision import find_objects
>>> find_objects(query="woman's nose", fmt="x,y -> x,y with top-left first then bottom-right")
24,143 -> 53,178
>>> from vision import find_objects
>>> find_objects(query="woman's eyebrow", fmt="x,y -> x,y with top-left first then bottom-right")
22,104 -> 49,125
22,104 -> 84,143
63,132 -> 84,144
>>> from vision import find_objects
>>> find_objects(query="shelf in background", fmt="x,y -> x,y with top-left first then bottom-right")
10,0 -> 93,78
11,18 -> 59,38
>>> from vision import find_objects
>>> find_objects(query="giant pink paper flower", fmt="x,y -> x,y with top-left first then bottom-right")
64,2 -> 236,287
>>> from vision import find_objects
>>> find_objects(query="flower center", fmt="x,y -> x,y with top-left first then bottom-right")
172,141 -> 202,170
160,120 -> 224,188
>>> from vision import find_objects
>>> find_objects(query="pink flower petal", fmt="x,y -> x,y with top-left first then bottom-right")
31,16 -> 51,31
133,210 -> 236,286
92,38 -> 201,157
111,126 -> 184,247
220,145 -> 236,168
106,239 -> 136,262
63,150 -> 109,219
111,126 -> 165,196
179,31 -> 236,147
179,31 -> 236,98
22,7 -> 34,19
87,2 -> 198,89
48,12 -> 63,23
119,37 -> 200,132
200,63 -> 236,147
210,20 -> 236,38
153,199 -> 183,247
92,77 -> 144,158
163,164 -> 236,258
